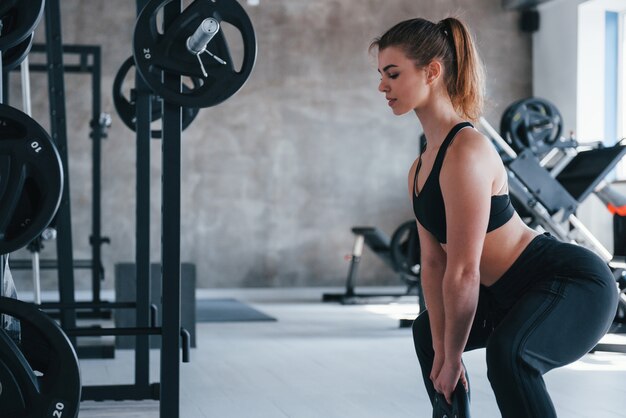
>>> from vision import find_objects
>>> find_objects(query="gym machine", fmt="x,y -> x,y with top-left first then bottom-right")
322,221 -> 424,309
479,97 -> 626,353
6,44 -> 116,359
2,0 -> 257,416
75,0 -> 257,415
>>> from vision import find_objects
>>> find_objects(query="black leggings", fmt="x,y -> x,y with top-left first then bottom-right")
412,233 -> 618,418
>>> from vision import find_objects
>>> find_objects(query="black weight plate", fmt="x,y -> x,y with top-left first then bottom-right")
0,0 -> 45,51
0,104 -> 63,255
133,0 -> 257,108
500,97 -> 562,155
499,98 -> 525,151
0,297 -> 80,418
112,56 -> 201,138
389,220 -> 420,284
2,33 -> 33,72
433,381 -> 470,418
0,357 -> 27,416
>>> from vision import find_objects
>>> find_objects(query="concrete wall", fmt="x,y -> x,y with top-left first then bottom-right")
532,0 -> 586,135
10,0 -> 532,291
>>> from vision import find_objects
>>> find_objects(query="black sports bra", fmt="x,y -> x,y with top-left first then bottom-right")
412,122 -> 514,244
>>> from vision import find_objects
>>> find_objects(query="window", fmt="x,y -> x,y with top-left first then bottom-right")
577,2 -> 626,178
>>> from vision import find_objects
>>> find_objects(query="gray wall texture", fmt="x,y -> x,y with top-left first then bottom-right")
11,0 -> 531,291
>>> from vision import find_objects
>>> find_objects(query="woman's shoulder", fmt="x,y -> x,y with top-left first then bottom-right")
442,125 -> 502,181
447,125 -> 498,163
452,124 -> 491,148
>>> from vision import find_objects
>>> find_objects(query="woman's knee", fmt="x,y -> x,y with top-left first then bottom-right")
485,330 -> 518,383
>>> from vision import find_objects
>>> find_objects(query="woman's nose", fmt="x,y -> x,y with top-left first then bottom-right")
378,79 -> 388,93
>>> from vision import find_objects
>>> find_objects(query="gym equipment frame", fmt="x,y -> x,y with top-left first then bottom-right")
8,45 -> 115,355
323,223 -> 424,307
479,117 -> 626,354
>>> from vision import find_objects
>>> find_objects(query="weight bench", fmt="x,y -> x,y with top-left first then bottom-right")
322,226 -> 420,305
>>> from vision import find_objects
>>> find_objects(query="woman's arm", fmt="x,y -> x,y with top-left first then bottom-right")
416,222 -> 447,381
416,223 -> 447,351
408,160 -> 447,356
434,130 -> 495,401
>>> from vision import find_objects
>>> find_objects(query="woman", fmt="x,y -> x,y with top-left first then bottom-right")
371,17 -> 618,417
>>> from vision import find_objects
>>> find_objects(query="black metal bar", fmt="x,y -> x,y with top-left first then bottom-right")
44,0 -> 77,334
135,0 -> 155,402
66,327 -> 161,337
134,86 -> 152,393
45,310 -> 113,320
593,343 -> 626,353
40,301 -> 136,310
82,384 -> 160,402
90,46 -> 104,305
344,255 -> 360,297
8,259 -> 93,269
180,328 -> 190,363
79,49 -> 89,70
1,68 -> 8,106
0,53 -> 4,102
0,63 -> 4,306
150,304 -> 158,327
161,2 -> 183,417
27,64 -> 95,73
30,44 -> 101,55
0,256 -> 5,298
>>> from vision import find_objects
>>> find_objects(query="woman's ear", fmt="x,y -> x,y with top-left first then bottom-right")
425,61 -> 442,84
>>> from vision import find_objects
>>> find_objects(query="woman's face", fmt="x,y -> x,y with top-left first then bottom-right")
377,46 -> 429,116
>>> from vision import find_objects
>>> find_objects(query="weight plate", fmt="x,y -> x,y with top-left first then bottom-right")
500,97 -> 563,155
0,0 -> 45,51
0,104 -> 63,255
0,297 -> 80,418
0,356 -> 27,417
133,0 -> 257,108
113,56 -> 201,138
2,33 -> 33,73
389,220 -> 421,284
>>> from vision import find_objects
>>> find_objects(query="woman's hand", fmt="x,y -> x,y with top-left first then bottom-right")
433,359 -> 468,404
430,350 -> 445,383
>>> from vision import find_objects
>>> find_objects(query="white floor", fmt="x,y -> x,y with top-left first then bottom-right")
73,287 -> 626,418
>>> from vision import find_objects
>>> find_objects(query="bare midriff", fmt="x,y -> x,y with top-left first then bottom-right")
441,213 -> 540,287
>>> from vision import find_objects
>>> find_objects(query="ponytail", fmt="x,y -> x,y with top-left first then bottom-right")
440,17 -> 485,122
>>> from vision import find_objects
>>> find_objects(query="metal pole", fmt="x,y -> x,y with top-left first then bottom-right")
20,56 -> 42,305
568,214 -> 613,261
20,57 -> 32,115
32,251 -> 41,304
160,2 -> 183,416
45,0 -> 77,333
0,53 -> 4,296
135,0 -> 153,393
